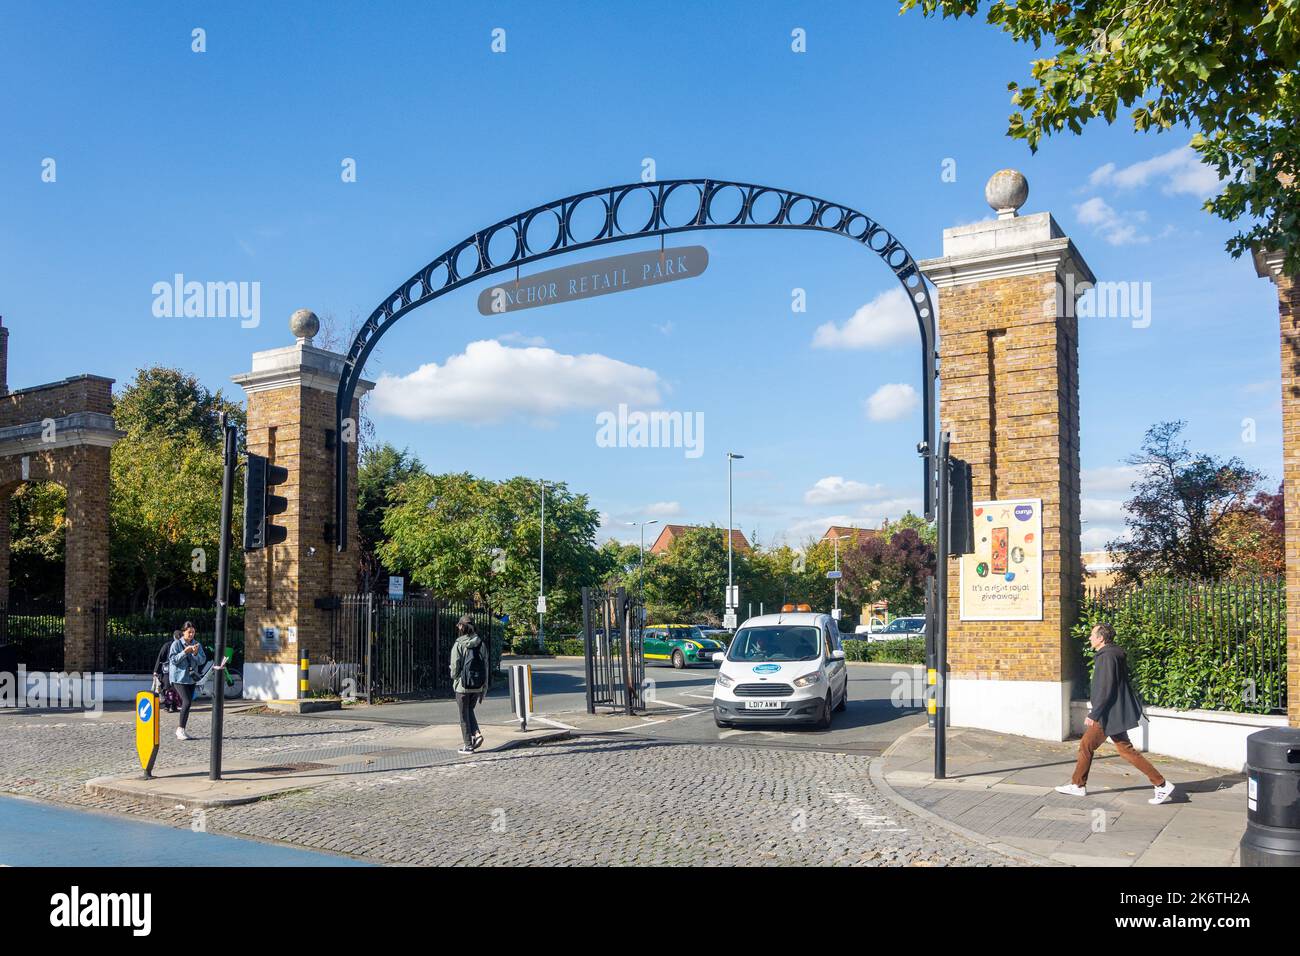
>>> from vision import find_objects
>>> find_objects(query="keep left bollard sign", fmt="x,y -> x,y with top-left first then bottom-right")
135,691 -> 160,779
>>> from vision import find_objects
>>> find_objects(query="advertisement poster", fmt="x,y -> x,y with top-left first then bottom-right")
958,498 -> 1043,621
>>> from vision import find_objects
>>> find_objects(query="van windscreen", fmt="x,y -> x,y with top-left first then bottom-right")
727,625 -> 821,663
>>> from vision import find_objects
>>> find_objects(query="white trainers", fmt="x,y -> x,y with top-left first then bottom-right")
1149,781 -> 1176,805
175,726 -> 190,741
1054,783 -> 1086,796
456,746 -> 475,755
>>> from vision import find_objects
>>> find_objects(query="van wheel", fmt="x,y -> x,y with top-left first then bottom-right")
818,693 -> 833,730
834,685 -> 847,712
671,649 -> 685,669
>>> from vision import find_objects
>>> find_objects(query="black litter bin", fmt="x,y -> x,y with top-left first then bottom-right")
1240,727 -> 1300,867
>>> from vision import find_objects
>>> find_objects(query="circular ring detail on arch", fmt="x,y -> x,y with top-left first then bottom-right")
334,178 -> 939,550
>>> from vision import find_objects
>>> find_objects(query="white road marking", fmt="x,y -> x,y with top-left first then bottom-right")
648,697 -> 699,711
823,789 -> 908,832
682,693 -> 716,701
531,716 -> 578,731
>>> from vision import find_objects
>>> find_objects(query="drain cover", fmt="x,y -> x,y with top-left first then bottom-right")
257,762 -> 330,775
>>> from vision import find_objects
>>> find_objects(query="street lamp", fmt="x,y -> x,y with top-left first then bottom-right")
833,532 -> 839,618
726,452 -> 744,622
538,480 -> 546,646
630,519 -> 659,601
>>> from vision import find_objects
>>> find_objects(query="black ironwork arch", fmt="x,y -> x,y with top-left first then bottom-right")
335,178 -> 939,550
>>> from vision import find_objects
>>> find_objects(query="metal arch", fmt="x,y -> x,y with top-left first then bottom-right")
335,178 -> 939,550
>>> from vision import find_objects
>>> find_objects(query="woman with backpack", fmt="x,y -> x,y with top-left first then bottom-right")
449,615 -> 487,755
168,622 -> 207,741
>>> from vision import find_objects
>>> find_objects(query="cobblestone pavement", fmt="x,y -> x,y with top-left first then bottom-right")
0,707 -> 1008,866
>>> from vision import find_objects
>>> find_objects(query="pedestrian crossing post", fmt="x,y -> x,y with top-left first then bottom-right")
509,663 -> 533,730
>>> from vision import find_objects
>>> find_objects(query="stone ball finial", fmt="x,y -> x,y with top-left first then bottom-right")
985,169 -> 1029,219
289,308 -> 319,343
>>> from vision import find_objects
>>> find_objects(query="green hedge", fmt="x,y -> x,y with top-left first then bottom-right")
841,637 -> 924,664
507,636 -> 584,656
1073,578 -> 1286,715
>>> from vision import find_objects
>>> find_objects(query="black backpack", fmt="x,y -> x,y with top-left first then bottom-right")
459,640 -> 487,690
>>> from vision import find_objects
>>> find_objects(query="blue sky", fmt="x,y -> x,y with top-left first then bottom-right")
1,0 -> 1283,551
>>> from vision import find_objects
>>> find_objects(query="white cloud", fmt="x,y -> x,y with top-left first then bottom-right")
1082,525 -> 1125,550
784,514 -> 855,542
1082,465 -> 1144,498
860,497 -> 924,525
864,383 -> 919,422
1082,498 -> 1126,524
1073,196 -> 1151,246
495,331 -> 547,347
371,339 -> 661,424
803,476 -> 886,506
811,288 -> 920,350
642,501 -> 682,517
1088,145 -> 1221,198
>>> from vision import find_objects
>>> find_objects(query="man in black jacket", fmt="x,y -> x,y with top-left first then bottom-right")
1056,623 -> 1176,805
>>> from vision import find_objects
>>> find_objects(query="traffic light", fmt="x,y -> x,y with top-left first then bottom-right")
243,453 -> 289,550
946,457 -> 975,556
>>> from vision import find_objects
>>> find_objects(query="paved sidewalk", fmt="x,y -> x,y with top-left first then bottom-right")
86,720 -> 569,808
877,726 -> 1247,867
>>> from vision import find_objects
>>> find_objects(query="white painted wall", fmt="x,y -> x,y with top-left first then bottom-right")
949,677 -> 1071,741
1068,701 -> 1285,772
242,662 -> 297,700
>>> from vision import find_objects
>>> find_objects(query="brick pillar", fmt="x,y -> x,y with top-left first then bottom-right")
62,445 -> 111,671
0,484 -> 11,610
232,312 -> 371,700
0,318 -> 9,396
1257,248 -> 1300,727
919,170 -> 1094,741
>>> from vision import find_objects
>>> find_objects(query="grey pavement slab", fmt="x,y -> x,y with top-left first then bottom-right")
877,725 -> 1247,868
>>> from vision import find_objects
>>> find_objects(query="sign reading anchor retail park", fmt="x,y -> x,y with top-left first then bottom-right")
477,245 -> 708,315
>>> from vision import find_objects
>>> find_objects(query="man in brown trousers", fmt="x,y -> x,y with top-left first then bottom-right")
1056,623 -> 1176,805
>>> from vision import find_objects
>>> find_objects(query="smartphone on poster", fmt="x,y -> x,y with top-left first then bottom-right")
991,527 -> 1009,574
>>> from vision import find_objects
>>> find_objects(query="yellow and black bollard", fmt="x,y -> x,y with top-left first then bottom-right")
299,648 -> 310,700
135,691 -> 160,779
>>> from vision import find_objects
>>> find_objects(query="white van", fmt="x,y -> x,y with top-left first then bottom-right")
711,611 -> 848,729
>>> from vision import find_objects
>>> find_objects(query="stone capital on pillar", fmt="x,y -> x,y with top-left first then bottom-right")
919,169 -> 1094,741
1254,247 -> 1288,284
232,311 -> 374,700
921,210 -> 1095,291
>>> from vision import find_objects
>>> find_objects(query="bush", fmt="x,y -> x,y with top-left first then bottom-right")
1074,577 -> 1286,714
549,638 -> 585,656
841,637 -> 924,664
509,637 -> 550,656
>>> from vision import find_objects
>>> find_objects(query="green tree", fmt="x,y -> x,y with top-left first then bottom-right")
1112,421 -> 1263,583
110,430 -> 230,616
378,474 -> 604,637
113,367 -> 245,444
356,443 -> 425,593
888,510 -> 938,548
8,481 -> 67,605
643,525 -> 746,625
901,1 -> 1300,270
109,367 -> 244,612
840,527 -> 935,618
